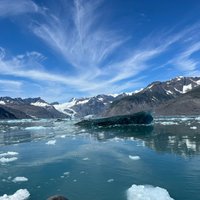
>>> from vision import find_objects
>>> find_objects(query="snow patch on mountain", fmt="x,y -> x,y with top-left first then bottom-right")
31,101 -> 49,107
183,84 -> 192,93
0,101 -> 5,105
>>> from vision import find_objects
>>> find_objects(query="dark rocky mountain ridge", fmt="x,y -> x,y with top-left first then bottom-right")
0,97 -> 67,119
103,76 -> 200,117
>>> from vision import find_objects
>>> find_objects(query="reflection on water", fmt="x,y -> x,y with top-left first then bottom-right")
1,117 -> 200,156
0,117 -> 200,200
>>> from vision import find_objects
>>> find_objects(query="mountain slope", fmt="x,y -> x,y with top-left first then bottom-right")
156,86 -> 200,115
104,77 -> 200,117
0,97 -> 67,119
54,94 -> 120,118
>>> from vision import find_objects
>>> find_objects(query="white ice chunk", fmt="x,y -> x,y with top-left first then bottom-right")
158,122 -> 178,125
127,184 -> 174,200
190,126 -> 197,130
82,157 -> 89,161
0,189 -> 30,200
0,157 -> 18,163
46,140 -> 56,145
107,179 -> 114,183
25,126 -> 46,130
63,172 -> 70,175
0,152 -> 18,157
12,177 -> 28,183
129,155 -> 140,160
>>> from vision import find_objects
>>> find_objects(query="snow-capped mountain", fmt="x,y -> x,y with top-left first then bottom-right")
0,97 -> 66,119
104,76 -> 200,116
54,95 -> 118,118
1,76 -> 200,119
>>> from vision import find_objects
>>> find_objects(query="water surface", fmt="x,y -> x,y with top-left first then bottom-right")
0,117 -> 200,200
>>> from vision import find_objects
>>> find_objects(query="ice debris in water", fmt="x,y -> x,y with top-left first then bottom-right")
129,155 -> 140,160
190,126 -> 197,130
107,179 -> 114,183
46,140 -> 56,145
82,157 -> 89,161
0,189 -> 30,200
127,185 -> 174,200
158,122 -> 179,125
60,135 -> 66,138
25,126 -> 46,130
63,172 -> 70,175
0,152 -> 18,157
0,157 -> 18,163
12,177 -> 28,183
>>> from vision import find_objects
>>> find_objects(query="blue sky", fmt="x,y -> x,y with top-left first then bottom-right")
0,0 -> 200,102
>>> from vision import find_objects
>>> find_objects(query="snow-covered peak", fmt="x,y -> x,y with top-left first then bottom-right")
0,100 -> 5,105
182,84 -> 192,93
30,101 -> 50,107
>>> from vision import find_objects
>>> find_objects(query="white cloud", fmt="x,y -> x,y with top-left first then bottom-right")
0,0 -> 40,17
1,0 -> 200,100
171,41 -> 200,73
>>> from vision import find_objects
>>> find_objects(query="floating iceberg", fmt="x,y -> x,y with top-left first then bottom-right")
12,177 -> 28,183
0,157 -> 18,163
46,140 -> 56,145
190,126 -> 197,130
129,155 -> 140,160
127,184 -> 174,200
0,152 -> 18,157
0,189 -> 30,200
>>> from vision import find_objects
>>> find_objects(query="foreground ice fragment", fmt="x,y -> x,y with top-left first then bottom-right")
127,184 -> 174,200
0,189 -> 30,200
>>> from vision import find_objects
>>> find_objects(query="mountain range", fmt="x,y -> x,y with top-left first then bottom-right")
0,76 -> 200,119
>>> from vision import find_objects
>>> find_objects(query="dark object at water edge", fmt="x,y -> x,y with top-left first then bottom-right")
75,111 -> 153,127
47,195 -> 69,200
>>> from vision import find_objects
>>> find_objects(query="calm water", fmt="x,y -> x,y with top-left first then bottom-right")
0,117 -> 200,200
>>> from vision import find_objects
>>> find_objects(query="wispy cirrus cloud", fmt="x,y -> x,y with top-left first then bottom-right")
1,0 -> 200,100
0,0 -> 40,18
173,41 -> 200,73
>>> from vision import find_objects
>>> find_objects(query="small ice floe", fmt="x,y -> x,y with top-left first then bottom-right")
190,126 -> 197,130
12,177 -> 28,183
25,126 -> 46,130
80,171 -> 85,174
159,122 -> 178,125
60,176 -> 65,179
127,184 -> 174,200
60,135 -> 66,138
0,189 -> 30,200
63,172 -> 70,176
73,179 -> 77,182
46,140 -> 56,145
82,157 -> 89,161
107,179 -> 114,183
0,157 -> 18,163
0,152 -> 18,157
98,132 -> 105,140
129,155 -> 140,160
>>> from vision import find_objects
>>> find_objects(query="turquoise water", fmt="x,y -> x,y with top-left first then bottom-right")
0,117 -> 200,200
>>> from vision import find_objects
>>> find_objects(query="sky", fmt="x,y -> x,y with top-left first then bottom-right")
0,0 -> 200,102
